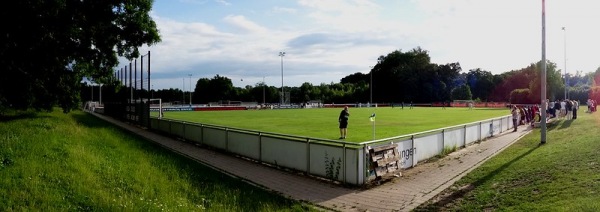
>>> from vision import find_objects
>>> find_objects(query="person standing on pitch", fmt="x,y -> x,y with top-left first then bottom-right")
338,106 -> 350,139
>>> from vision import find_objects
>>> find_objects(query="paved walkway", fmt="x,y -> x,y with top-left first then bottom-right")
92,113 -> 531,212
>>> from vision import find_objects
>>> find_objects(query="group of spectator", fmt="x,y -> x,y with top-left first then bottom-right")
510,98 -> 585,132
510,104 -> 541,132
587,99 -> 597,113
548,99 -> 579,120
516,105 -> 540,125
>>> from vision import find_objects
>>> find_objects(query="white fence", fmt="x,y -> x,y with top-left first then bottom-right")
150,115 -> 513,185
361,115 -> 513,176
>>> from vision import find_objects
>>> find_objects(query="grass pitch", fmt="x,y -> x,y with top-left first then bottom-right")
159,107 -> 509,142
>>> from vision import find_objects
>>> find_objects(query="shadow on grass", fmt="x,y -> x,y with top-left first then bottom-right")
558,119 -> 573,130
71,113 -> 110,129
0,112 -> 51,122
545,120 -> 561,131
426,143 -> 542,208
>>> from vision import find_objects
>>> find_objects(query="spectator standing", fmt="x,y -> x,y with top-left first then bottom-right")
573,100 -> 579,119
560,100 -> 567,119
338,106 -> 350,139
512,106 -> 519,132
554,100 -> 561,117
566,100 -> 573,120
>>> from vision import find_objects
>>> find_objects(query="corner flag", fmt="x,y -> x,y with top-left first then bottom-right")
369,113 -> 376,122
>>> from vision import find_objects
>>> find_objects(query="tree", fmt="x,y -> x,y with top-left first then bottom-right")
1,0 -> 161,112
588,68 -> 600,103
466,68 -> 496,101
372,47 -> 435,103
193,78 -> 211,103
207,75 -> 234,102
299,82 -> 314,102
341,72 -> 368,85
489,65 -> 536,102
451,84 -> 473,100
510,89 -> 533,104
528,60 -> 563,101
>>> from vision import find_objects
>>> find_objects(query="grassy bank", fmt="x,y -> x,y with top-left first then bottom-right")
416,111 -> 600,211
0,109 -> 314,211
158,107 -> 508,142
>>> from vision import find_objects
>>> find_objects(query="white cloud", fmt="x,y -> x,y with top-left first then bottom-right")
297,0 -> 387,33
223,15 -> 268,34
178,0 -> 208,5
137,0 -> 600,90
414,0 -> 600,74
272,6 -> 297,14
215,0 -> 231,6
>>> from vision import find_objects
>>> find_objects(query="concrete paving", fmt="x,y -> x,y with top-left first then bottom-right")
91,113 -> 531,212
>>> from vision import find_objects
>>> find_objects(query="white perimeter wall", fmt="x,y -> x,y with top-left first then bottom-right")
150,115 -> 512,185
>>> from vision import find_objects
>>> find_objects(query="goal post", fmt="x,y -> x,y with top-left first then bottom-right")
149,98 -> 163,119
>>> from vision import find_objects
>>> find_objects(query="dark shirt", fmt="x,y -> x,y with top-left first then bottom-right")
339,109 -> 349,122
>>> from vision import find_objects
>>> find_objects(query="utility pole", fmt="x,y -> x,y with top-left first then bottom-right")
540,0 -> 547,144
279,51 -> 285,105
562,27 -> 568,100
370,66 -> 374,106
189,74 -> 192,106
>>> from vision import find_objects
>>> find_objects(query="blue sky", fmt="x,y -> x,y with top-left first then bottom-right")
127,0 -> 600,90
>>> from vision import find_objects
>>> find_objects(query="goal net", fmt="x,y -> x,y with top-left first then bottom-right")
149,98 -> 163,119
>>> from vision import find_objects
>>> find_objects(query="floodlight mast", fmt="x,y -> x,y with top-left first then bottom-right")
370,66 -> 374,106
540,0 -> 547,144
189,74 -> 192,105
279,51 -> 285,105
562,27 -> 567,100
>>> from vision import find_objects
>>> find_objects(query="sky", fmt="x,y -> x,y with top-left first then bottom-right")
127,0 -> 600,90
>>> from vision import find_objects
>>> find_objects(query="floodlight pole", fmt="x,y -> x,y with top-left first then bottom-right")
370,66 -> 374,107
279,51 -> 285,106
562,27 -> 567,100
189,74 -> 192,106
263,76 -> 266,104
540,0 -> 547,144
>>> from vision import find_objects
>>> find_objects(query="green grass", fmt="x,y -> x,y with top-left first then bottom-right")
416,111 -> 600,211
158,107 -> 509,142
0,109 -> 315,211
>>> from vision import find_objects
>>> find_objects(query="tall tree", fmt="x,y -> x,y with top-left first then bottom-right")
451,84 -> 473,100
528,60 -> 563,101
466,68 -> 496,101
207,75 -> 234,102
489,66 -> 537,102
341,72 -> 368,85
1,0 -> 160,112
193,78 -> 211,103
372,47 -> 435,103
